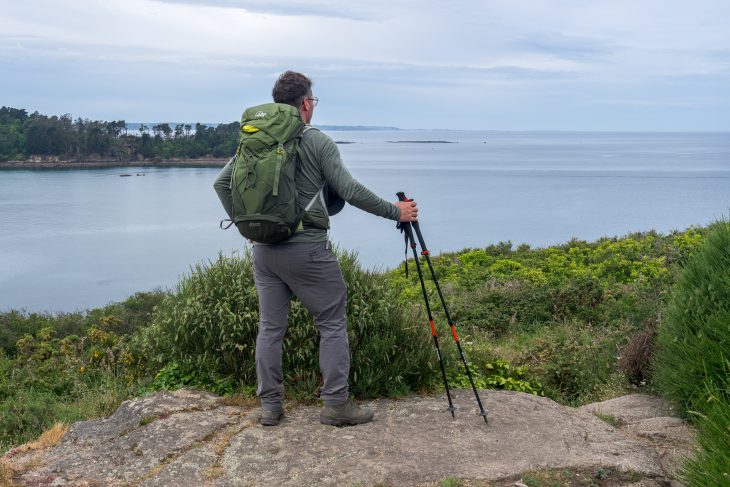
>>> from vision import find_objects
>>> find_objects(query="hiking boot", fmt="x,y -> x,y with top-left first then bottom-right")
320,400 -> 374,426
260,406 -> 284,426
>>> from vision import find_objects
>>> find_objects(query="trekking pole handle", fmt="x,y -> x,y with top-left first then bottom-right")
396,192 -> 429,253
395,192 -> 417,249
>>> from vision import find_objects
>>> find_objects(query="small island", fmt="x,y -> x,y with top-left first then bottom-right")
386,140 -> 456,144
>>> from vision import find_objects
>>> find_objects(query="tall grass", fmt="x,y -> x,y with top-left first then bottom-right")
653,221 -> 730,412
679,378 -> 730,485
652,220 -> 730,486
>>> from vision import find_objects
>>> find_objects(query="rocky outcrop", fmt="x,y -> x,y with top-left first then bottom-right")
578,394 -> 696,485
3,389 -> 695,486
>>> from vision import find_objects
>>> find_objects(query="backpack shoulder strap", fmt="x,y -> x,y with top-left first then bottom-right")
292,126 -> 326,230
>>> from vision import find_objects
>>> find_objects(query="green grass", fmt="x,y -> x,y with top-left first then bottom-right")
517,467 -> 643,487
592,412 -> 621,428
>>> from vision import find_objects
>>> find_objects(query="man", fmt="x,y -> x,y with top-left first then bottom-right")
214,70 -> 418,427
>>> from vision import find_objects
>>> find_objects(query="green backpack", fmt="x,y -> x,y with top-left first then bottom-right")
228,103 -> 318,243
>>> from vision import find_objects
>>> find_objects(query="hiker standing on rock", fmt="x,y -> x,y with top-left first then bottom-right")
214,70 -> 418,426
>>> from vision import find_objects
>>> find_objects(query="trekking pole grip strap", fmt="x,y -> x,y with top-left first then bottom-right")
396,192 -> 425,249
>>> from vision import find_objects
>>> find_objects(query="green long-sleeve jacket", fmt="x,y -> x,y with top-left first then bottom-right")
213,126 -> 401,243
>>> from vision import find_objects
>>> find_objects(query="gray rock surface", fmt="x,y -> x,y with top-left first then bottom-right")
578,394 -> 696,482
3,389 -> 695,487
577,394 -> 677,422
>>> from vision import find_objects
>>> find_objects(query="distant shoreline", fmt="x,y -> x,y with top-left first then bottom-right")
0,158 -> 230,169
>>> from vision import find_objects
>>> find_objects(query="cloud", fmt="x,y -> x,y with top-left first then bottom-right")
3,0 -> 726,76
153,0 -> 382,20
1,0 -> 728,129
510,33 -> 618,61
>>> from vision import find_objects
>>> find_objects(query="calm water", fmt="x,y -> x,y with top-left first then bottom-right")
1,131 -> 728,312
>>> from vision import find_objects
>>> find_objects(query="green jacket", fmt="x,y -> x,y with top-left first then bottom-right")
214,126 -> 401,243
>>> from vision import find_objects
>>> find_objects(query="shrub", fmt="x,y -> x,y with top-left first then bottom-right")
0,311 -> 86,357
519,321 -> 624,405
136,250 -> 437,399
448,279 -> 552,336
547,275 -> 606,323
86,290 -> 168,336
388,228 -> 695,341
653,220 -> 730,413
619,317 -> 657,385
0,290 -> 166,358
447,359 -> 542,395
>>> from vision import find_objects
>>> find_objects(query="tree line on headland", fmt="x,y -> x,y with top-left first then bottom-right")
0,107 -> 238,163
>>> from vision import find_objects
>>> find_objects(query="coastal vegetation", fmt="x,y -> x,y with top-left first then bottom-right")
1,222 -> 727,486
0,107 -> 238,162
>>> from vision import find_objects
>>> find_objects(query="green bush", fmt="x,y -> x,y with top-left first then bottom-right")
0,311 -> 86,357
448,279 -> 552,336
136,250 -> 437,400
86,290 -> 168,336
0,290 -> 166,357
387,228 -> 697,341
385,227 -> 709,404
653,220 -> 730,413
518,321 -> 625,404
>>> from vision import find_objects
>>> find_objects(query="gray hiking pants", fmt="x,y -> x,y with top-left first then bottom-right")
252,241 -> 349,409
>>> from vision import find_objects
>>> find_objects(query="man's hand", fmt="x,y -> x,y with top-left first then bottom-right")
396,199 -> 418,222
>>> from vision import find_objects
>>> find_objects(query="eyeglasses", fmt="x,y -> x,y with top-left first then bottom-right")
306,96 -> 318,107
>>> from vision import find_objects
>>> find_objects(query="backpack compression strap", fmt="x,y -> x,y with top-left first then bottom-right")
219,187 -> 324,231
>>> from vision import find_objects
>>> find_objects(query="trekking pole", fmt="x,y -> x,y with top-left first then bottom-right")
397,192 -> 489,424
396,210 -> 456,418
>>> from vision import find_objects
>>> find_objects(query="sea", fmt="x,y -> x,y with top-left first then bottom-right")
1,130 -> 728,312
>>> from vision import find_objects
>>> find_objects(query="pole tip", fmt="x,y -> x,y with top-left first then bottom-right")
447,405 -> 456,418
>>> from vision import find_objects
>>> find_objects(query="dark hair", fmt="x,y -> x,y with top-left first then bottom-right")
272,71 -> 312,107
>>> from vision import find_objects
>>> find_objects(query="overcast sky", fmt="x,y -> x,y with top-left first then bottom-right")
1,0 -> 729,130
